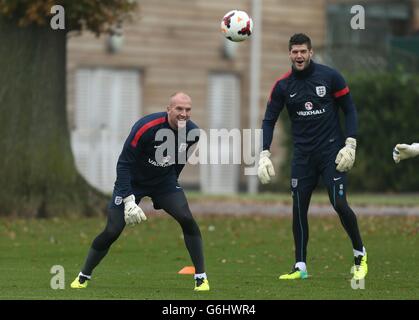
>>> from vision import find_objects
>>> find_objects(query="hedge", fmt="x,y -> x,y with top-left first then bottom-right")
266,69 -> 419,192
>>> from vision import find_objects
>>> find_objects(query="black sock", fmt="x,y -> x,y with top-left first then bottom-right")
81,247 -> 109,276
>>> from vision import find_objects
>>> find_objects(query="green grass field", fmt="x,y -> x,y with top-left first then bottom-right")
187,191 -> 419,207
0,213 -> 418,300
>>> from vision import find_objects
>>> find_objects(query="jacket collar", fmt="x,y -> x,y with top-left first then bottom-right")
292,60 -> 315,78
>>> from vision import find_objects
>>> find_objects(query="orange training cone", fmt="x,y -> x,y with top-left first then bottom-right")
178,266 -> 195,274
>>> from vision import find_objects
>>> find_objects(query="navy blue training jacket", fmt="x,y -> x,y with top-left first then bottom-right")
114,112 -> 199,198
262,61 -> 357,153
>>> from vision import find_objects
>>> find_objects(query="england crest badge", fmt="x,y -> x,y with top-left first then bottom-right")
114,196 -> 123,206
316,86 -> 326,97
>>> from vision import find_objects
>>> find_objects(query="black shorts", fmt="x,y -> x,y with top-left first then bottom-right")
291,143 -> 347,193
109,179 -> 183,211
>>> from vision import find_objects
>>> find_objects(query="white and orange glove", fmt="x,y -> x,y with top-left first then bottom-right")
393,143 -> 419,163
257,150 -> 275,184
335,138 -> 357,172
123,195 -> 147,226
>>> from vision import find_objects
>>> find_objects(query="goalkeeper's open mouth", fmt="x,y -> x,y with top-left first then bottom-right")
295,59 -> 305,68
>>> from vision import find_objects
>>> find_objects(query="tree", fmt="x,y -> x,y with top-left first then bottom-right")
0,0 -> 137,217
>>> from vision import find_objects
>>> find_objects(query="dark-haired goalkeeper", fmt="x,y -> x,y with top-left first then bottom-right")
70,92 -> 209,292
258,33 -> 367,281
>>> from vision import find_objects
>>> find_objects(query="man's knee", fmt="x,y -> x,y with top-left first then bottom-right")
177,211 -> 195,226
332,196 -> 350,213
92,208 -> 125,250
178,213 -> 200,235
106,224 -> 124,239
93,225 -> 124,250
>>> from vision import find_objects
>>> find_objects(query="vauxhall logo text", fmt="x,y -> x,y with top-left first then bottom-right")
297,108 -> 326,116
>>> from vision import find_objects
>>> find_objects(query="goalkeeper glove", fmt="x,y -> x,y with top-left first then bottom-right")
123,195 -> 147,226
258,150 -> 275,184
335,137 -> 356,172
393,143 -> 419,163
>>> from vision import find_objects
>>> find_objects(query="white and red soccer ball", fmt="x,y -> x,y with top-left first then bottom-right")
220,10 -> 253,42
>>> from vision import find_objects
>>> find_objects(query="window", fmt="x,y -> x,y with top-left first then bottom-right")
201,73 -> 241,194
71,68 -> 141,193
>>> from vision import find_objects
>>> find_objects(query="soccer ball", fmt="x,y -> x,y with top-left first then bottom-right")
220,10 -> 253,42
